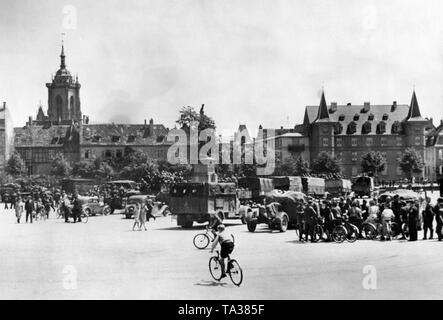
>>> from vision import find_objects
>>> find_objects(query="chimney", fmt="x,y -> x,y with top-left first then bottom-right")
2,102 -> 6,110
391,101 -> 397,112
144,119 -> 147,125
28,116 -> 32,126
329,102 -> 337,113
362,102 -> 370,113
82,115 -> 86,123
347,102 -> 352,106
149,118 -> 154,125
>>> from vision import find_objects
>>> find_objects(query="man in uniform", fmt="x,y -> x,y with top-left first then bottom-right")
422,197 -> 435,240
72,193 -> 82,223
304,199 -> 318,243
295,200 -> 305,242
434,198 -> 443,241
408,200 -> 419,241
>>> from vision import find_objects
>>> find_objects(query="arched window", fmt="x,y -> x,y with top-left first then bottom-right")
55,95 -> 63,120
382,113 -> 389,121
338,114 -> 346,121
368,113 -> 374,121
334,123 -> 343,135
353,114 -> 360,121
70,96 -> 75,119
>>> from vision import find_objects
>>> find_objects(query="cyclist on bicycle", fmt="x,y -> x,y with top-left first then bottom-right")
210,224 -> 234,279
208,213 -> 223,236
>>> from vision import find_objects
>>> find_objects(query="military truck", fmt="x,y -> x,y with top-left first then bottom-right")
169,182 -> 241,228
325,179 -> 352,197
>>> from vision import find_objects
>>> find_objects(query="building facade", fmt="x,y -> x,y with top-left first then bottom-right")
12,44 -> 172,176
0,102 -> 14,172
300,91 -> 434,181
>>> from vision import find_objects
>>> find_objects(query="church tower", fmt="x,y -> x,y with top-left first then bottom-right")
46,41 -> 81,124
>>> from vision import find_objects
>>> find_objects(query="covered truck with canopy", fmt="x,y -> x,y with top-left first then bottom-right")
169,182 -> 240,228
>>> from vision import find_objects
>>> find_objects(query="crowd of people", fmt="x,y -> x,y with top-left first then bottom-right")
296,194 -> 443,243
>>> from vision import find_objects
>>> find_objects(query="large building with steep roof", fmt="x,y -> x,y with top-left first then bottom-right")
12,43 -> 172,175
0,102 -> 14,172
300,90 -> 434,181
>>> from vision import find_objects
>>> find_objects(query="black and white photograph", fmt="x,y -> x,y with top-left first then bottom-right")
0,0 -> 443,304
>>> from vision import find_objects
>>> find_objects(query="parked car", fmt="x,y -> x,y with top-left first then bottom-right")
80,196 -> 112,216
124,194 -> 156,219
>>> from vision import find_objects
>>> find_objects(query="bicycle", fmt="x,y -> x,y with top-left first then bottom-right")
209,250 -> 243,286
193,227 -> 235,249
361,220 -> 399,240
332,218 -> 359,243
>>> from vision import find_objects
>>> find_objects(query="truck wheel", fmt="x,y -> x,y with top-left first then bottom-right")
240,217 -> 246,224
247,221 -> 257,232
279,215 -> 289,232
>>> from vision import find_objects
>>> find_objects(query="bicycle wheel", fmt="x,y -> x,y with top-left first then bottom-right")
402,223 -> 409,240
209,256 -> 223,281
346,224 -> 359,243
228,259 -> 243,286
390,222 -> 399,239
362,223 -> 377,240
332,225 -> 347,243
81,213 -> 88,223
312,224 -> 324,242
193,233 -> 210,249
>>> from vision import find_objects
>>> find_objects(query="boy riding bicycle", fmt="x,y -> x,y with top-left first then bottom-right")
210,224 -> 234,279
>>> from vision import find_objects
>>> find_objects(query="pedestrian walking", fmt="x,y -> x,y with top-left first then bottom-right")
25,196 -> 35,224
132,202 -> 141,231
144,199 -> 156,221
295,200 -> 305,242
15,197 -> 24,224
304,200 -> 318,243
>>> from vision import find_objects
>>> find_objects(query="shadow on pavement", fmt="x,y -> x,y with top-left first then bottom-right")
194,280 -> 229,287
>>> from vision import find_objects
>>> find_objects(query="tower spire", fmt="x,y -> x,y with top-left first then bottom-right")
315,89 -> 330,121
406,89 -> 422,120
60,34 -> 66,69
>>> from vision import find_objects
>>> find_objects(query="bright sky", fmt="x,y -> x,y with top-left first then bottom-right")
1,0 -> 443,135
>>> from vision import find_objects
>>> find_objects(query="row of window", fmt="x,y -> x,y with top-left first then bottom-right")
83,149 -> 167,160
18,149 -> 59,163
322,136 -> 422,147
349,164 -> 402,176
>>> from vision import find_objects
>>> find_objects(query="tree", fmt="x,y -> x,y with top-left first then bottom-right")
176,105 -> 216,134
5,152 -> 26,176
311,152 -> 341,175
399,148 -> 424,180
361,151 -> 386,178
50,153 -> 72,177
72,161 -> 93,178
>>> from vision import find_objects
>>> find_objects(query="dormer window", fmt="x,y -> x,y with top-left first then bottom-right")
382,113 -> 389,121
127,135 -> 136,143
92,136 -> 101,142
334,123 -> 343,135
376,121 -> 386,134
362,121 -> 372,134
112,135 -> 120,142
392,121 -> 403,134
338,114 -> 345,121
347,121 -> 357,134
353,114 -> 360,121
368,114 -> 374,121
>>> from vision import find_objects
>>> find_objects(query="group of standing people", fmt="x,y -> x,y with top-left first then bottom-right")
301,194 -> 443,242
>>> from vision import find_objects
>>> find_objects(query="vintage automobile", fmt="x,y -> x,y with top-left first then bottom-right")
80,196 -> 112,216
243,189 -> 308,232
123,194 -> 162,219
